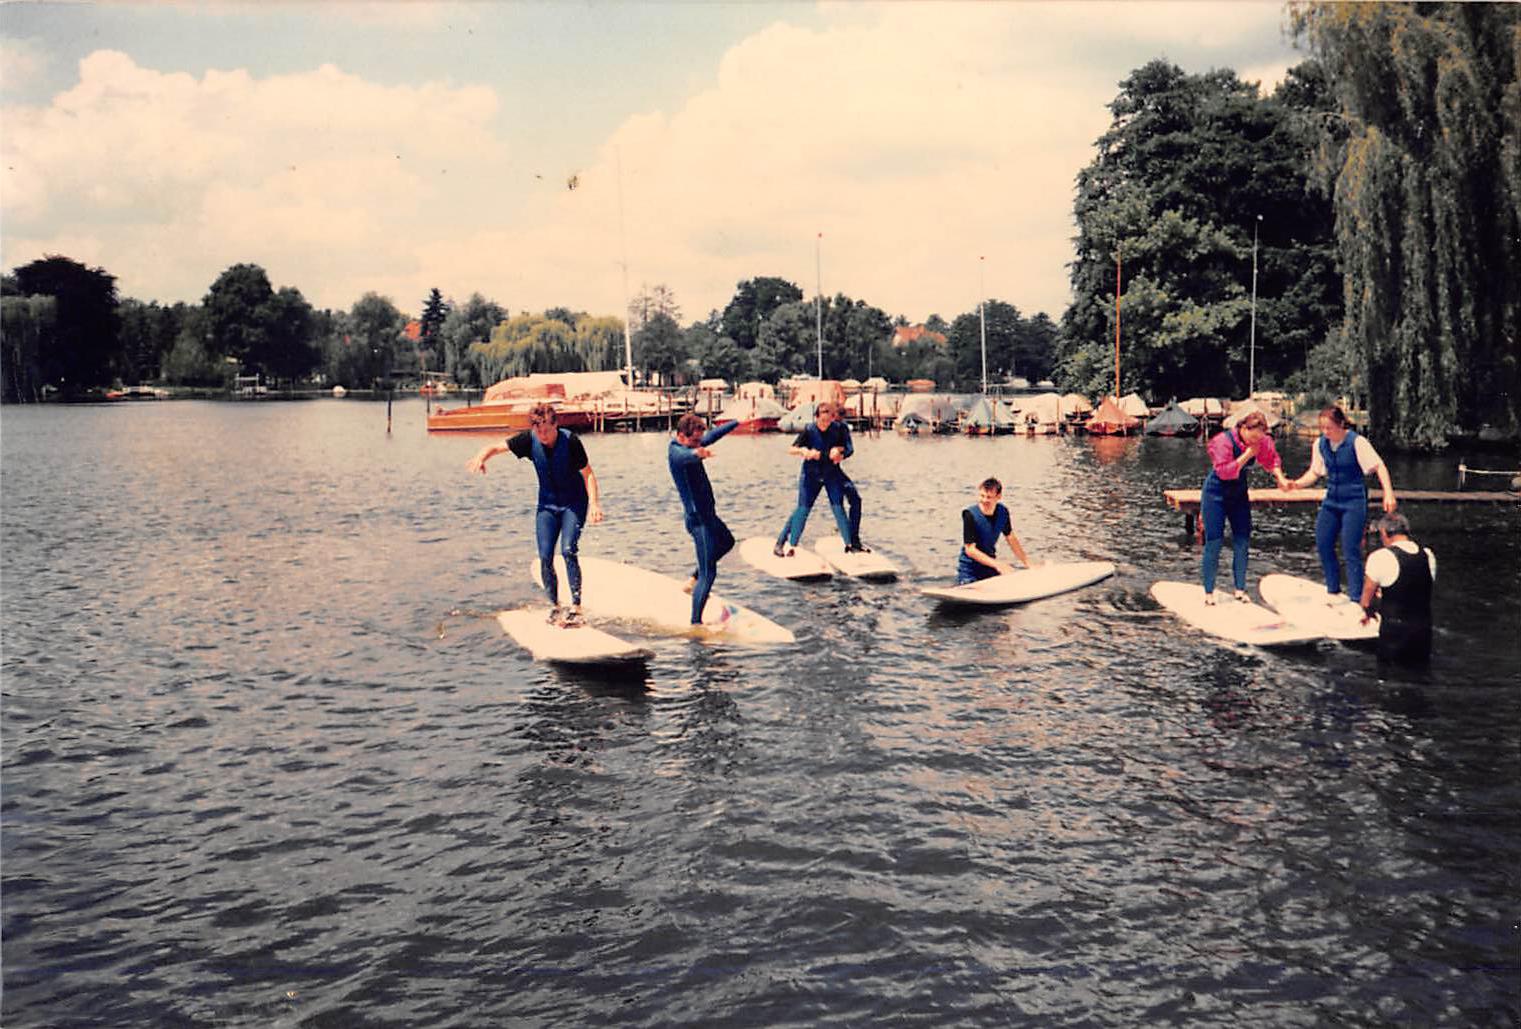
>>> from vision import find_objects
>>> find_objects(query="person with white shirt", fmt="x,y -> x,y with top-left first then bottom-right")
1287,405 -> 1397,604
1359,512 -> 1436,665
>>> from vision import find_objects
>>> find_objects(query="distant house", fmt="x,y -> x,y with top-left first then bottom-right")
403,320 -> 423,342
890,324 -> 948,348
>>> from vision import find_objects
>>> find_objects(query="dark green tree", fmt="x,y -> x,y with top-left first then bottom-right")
633,311 -> 686,385
419,288 -> 448,348
203,263 -> 274,368
262,287 -> 320,383
720,276 -> 803,350
1292,2 -> 1520,444
1061,59 -> 1340,402
12,255 -> 120,394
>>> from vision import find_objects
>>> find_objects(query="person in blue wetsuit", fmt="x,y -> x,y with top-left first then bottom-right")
1287,405 -> 1398,604
773,402 -> 867,557
1358,512 -> 1435,666
669,413 -> 741,628
468,403 -> 603,626
1200,410 -> 1291,604
957,477 -> 1038,583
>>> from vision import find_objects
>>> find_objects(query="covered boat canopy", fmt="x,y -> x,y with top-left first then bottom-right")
736,381 -> 774,400
1061,392 -> 1093,415
1022,392 -> 1064,425
1119,392 -> 1150,418
1222,398 -> 1282,430
963,396 -> 1019,433
906,378 -> 936,393
1086,395 -> 1141,433
862,376 -> 889,392
484,371 -> 627,403
1144,400 -> 1199,435
1180,397 -> 1225,417
897,393 -> 962,424
787,379 -> 846,408
718,395 -> 786,422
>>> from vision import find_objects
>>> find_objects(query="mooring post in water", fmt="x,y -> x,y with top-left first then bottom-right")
386,388 -> 392,435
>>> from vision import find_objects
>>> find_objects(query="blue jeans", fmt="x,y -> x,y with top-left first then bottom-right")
535,505 -> 586,606
1201,490 -> 1251,595
688,516 -> 735,624
777,475 -> 859,548
1315,501 -> 1366,598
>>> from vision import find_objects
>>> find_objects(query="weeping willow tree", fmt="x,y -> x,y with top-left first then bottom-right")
1293,2 -> 1520,446
470,311 -> 625,384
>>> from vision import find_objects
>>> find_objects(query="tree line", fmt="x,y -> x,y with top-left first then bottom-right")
5,3 -> 1515,446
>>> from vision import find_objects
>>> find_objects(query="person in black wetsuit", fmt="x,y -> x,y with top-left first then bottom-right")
1359,512 -> 1436,665
957,477 -> 1038,583
773,402 -> 866,556
668,412 -> 741,628
468,403 -> 603,626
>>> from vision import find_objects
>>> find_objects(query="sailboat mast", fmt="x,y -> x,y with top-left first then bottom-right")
815,233 -> 823,380
617,149 -> 633,397
1114,249 -> 1122,399
979,255 -> 987,395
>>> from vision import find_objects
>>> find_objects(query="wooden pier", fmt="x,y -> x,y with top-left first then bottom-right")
1163,487 -> 1518,541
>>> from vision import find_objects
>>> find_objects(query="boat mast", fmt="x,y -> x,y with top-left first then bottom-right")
1114,249 -> 1122,400
815,232 -> 823,380
617,148 -> 633,402
979,255 -> 987,395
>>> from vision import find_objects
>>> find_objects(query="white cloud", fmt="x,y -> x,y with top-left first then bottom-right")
2,4 -> 1299,324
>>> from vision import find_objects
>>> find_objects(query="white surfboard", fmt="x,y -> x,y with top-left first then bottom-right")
1259,573 -> 1379,641
1149,581 -> 1323,647
921,560 -> 1116,606
737,536 -> 833,581
496,608 -> 655,666
814,537 -> 899,581
532,556 -> 795,645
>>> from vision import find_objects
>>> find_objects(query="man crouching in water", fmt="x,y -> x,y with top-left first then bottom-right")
668,413 -> 741,630
1359,512 -> 1436,666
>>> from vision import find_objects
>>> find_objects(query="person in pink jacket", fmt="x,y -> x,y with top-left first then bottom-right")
1200,411 -> 1292,604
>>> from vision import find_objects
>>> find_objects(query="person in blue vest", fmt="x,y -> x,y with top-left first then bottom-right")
773,402 -> 867,557
669,413 -> 741,629
1200,410 -> 1292,604
467,404 -> 603,626
1287,405 -> 1397,604
958,477 -> 1038,583
1358,512 -> 1435,665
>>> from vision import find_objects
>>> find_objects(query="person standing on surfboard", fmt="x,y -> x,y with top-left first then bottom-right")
467,403 -> 603,627
1286,405 -> 1398,605
1359,512 -> 1435,665
1200,410 -> 1292,605
773,402 -> 867,557
957,477 -> 1038,583
669,413 -> 742,628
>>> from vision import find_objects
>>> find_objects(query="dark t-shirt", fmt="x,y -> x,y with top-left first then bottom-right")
507,430 -> 588,470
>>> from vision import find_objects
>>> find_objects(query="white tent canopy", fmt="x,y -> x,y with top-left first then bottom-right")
1119,392 -> 1150,418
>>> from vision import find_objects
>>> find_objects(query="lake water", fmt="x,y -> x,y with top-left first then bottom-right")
3,399 -> 1518,1027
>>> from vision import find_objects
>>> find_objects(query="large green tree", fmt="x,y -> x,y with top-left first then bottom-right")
203,263 -> 274,368
12,255 -> 120,394
720,276 -> 803,350
947,300 -> 1057,388
1061,59 -> 1340,402
438,293 -> 506,386
1292,2 -> 1520,444
633,311 -> 686,385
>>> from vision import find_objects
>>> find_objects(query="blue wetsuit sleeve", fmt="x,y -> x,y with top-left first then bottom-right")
701,419 -> 741,446
669,444 -> 700,471
840,424 -> 854,460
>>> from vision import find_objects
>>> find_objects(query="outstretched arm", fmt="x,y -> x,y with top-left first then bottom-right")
467,442 -> 509,474
701,419 -> 741,447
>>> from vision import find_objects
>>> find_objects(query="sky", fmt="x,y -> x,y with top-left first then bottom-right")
0,1 -> 1305,326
